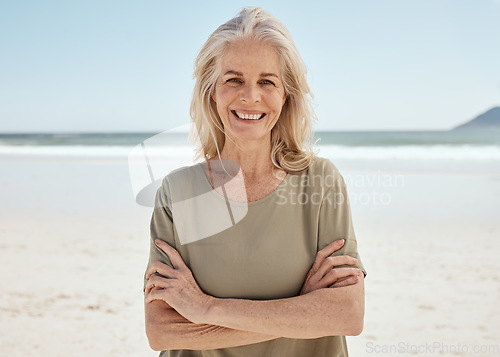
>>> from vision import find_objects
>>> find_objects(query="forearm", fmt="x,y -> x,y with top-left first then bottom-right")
203,276 -> 365,339
145,300 -> 279,351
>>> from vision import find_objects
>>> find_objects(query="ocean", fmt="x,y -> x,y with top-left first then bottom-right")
1,130 -> 499,161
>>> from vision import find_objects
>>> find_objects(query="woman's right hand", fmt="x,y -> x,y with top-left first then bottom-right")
300,239 -> 362,295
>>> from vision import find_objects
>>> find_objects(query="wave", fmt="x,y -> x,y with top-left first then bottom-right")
1,144 -> 500,161
0,145 -> 195,158
317,144 -> 500,161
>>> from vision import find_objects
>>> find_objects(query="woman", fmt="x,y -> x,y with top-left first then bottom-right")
143,7 -> 366,356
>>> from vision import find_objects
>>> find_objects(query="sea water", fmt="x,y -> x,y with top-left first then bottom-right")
1,130 -> 499,161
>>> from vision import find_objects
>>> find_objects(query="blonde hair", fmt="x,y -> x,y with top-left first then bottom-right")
189,6 -> 318,174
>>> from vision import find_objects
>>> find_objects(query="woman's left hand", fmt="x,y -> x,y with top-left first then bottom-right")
144,239 -> 213,324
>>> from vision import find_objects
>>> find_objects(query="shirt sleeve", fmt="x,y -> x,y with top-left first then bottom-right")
317,173 -> 367,278
143,178 -> 177,292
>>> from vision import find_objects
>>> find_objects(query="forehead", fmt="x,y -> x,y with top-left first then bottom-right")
220,40 -> 281,75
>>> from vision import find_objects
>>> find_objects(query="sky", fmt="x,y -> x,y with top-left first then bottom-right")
0,0 -> 499,133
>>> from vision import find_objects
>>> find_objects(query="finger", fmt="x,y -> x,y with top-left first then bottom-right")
145,285 -> 162,293
145,260 -> 175,280
320,239 -> 347,256
144,275 -> 170,295
315,255 -> 358,280
145,287 -> 166,304
155,239 -> 186,270
302,275 -> 352,290
329,275 -> 359,288
321,268 -> 362,287
311,239 -> 345,273
145,279 -> 168,295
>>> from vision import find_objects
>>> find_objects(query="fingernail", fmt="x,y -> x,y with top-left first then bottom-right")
155,239 -> 161,245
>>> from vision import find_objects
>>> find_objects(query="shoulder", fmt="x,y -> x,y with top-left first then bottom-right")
156,164 -> 202,209
164,164 -> 200,186
307,156 -> 343,185
299,156 -> 349,197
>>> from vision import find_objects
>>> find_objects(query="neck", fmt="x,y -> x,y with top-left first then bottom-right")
216,135 -> 275,179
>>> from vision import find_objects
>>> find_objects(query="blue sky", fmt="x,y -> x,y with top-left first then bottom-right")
1,0 -> 499,132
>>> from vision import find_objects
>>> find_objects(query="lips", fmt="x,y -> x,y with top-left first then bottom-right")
231,110 -> 266,120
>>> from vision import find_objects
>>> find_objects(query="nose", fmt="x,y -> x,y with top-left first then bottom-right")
240,83 -> 261,103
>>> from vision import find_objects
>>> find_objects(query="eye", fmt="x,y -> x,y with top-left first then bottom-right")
226,78 -> 243,84
260,79 -> 275,86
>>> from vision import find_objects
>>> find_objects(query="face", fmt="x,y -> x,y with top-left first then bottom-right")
211,40 -> 286,144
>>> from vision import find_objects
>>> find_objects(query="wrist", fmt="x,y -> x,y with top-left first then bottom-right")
197,294 -> 218,324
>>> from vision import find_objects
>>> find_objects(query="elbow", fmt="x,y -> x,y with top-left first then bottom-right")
346,318 -> 364,336
344,298 -> 365,336
314,286 -> 365,338
146,317 -> 192,351
321,311 -> 363,338
319,299 -> 364,338
146,325 -> 177,352
147,337 -> 164,352
145,301 -> 184,351
146,317 -> 179,351
146,320 -> 165,351
148,339 -> 164,352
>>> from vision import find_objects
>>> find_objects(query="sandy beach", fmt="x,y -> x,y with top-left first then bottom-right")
0,150 -> 499,356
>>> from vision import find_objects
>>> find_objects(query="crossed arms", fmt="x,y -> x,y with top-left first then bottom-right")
144,239 -> 365,351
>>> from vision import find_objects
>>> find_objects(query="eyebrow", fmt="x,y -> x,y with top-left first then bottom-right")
261,72 -> 279,79
223,70 -> 279,79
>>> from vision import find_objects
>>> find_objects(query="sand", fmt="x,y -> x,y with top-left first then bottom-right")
0,152 -> 499,356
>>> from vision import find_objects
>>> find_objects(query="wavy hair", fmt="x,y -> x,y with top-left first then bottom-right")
189,6 -> 318,174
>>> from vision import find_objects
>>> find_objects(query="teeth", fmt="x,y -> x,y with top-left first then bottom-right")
235,111 -> 264,120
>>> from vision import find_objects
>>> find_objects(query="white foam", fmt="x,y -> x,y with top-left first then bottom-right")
0,145 -> 196,158
1,144 -> 500,161
317,145 -> 500,161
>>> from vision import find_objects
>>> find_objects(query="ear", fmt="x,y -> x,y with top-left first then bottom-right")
211,88 -> 217,103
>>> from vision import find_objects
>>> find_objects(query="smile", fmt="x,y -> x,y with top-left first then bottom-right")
232,110 -> 266,120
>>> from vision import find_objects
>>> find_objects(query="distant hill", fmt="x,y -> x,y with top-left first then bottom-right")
453,107 -> 500,130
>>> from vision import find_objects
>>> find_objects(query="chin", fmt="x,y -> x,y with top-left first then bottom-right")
228,129 -> 269,142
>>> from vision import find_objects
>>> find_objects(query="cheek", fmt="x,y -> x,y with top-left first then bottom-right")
214,89 -> 231,115
216,86 -> 236,102
269,90 -> 286,113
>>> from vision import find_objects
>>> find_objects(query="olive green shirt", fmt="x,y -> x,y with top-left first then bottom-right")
144,156 -> 366,357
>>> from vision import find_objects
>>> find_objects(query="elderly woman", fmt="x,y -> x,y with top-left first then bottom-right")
143,7 -> 366,357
